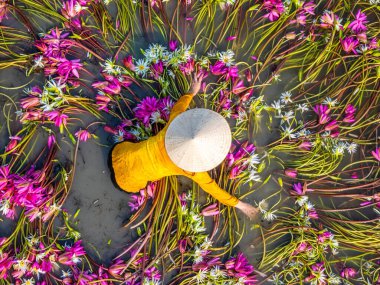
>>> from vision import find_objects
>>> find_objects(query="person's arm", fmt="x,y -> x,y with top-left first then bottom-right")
168,94 -> 194,123
188,171 -> 239,207
182,171 -> 259,220
168,73 -> 204,123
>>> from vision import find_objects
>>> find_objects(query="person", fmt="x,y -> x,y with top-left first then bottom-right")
110,73 -> 259,219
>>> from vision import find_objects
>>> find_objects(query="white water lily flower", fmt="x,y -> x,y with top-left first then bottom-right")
142,278 -> 161,285
296,103 -> 309,113
194,269 -> 208,283
327,274 -> 342,284
113,130 -> 125,143
346,142 -> 357,154
323,97 -> 338,107
200,238 -> 212,249
271,100 -> 283,114
281,126 -> 296,139
209,266 -> 226,279
295,196 -> 308,207
280,91 -> 292,104
247,153 -> 260,167
135,59 -> 149,76
22,278 -> 35,285
102,59 -> 118,74
71,253 -> 81,264
61,270 -> 72,278
14,259 -> 30,272
280,110 -> 295,123
333,142 -> 346,155
33,56 -> 45,68
0,199 -> 10,216
273,74 -> 281,82
304,201 -> 315,211
218,50 -> 235,66
248,169 -> 261,182
262,210 -> 277,221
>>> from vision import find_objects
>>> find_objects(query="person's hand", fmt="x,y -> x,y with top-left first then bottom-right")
235,201 -> 260,220
188,72 -> 204,95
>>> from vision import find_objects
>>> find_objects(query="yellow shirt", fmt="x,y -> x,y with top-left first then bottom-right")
111,94 -> 239,207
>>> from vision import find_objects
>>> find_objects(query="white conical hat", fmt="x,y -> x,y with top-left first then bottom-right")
165,108 -> 232,172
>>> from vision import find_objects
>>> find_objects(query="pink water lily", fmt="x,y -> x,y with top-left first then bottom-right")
5,136 -> 22,153
305,262 -> 326,284
285,169 -> 297,178
168,40 -> 178,51
150,60 -> 164,79
292,241 -> 312,255
46,110 -> 68,127
317,231 -> 333,243
292,182 -> 304,195
0,252 -> 13,279
210,60 -> 227,75
313,104 -> 330,124
123,55 -> 135,70
301,1 -> 316,15
179,58 -> 195,75
96,94 -> 111,112
371,147 -> 380,162
178,239 -> 187,254
262,0 -> 285,22
348,10 -> 368,34
225,253 -> 257,283
20,97 -> 40,109
75,129 -> 91,142
340,267 -> 357,279
62,0 -> 82,19
325,119 -> 338,131
201,203 -> 220,216
108,259 -> 126,278
58,241 -> 86,266
56,58 -> 82,80
343,104 -> 356,123
128,194 -> 145,212
133,96 -> 160,126
320,11 -> 342,30
340,37 -> 359,54
47,134 -> 56,149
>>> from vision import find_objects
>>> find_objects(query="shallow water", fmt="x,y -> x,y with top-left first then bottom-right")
2,2 -> 378,285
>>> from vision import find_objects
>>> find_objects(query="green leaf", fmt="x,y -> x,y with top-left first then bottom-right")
70,33 -> 83,40
107,239 -> 112,245
278,177 -> 283,187
247,4 -> 260,12
250,224 -> 261,230
257,161 -> 266,173
298,68 -> 303,81
262,174 -> 271,186
73,209 -> 80,219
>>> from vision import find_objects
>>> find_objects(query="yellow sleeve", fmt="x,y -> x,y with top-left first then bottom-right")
168,94 -> 194,123
184,171 -> 239,207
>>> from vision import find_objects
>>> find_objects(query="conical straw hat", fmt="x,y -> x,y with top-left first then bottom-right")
165,108 -> 232,172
